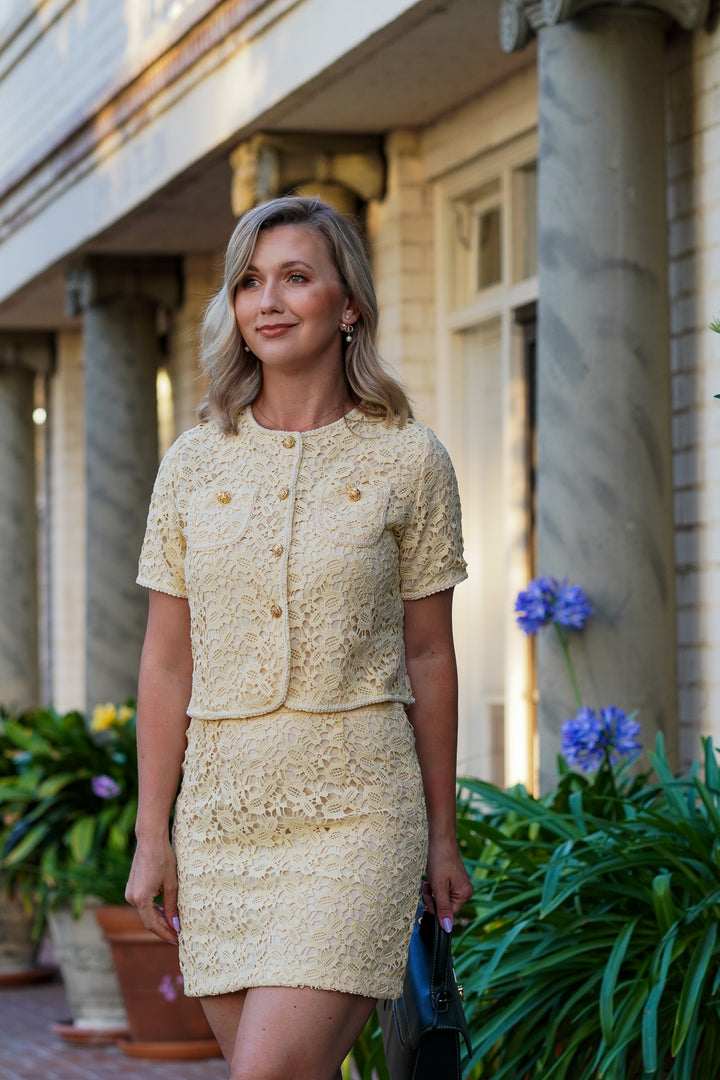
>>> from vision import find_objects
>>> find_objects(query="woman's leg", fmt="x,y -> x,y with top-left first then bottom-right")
201,985 -> 376,1080
200,988 -> 248,1062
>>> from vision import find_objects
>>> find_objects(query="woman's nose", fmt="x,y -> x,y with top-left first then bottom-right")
259,278 -> 282,312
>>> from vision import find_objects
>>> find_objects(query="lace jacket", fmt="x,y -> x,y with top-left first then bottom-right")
137,407 -> 467,720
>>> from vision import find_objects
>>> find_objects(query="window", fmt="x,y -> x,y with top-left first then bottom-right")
435,133 -> 538,787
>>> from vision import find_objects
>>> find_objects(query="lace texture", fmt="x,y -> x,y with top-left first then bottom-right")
174,703 -> 428,998
137,408 -> 467,720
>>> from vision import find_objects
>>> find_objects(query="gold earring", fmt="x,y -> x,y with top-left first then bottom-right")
340,322 -> 354,342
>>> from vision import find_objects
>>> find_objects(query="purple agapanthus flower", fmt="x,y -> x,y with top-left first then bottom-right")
158,973 -> 184,1002
514,577 -> 592,635
91,774 -> 121,799
553,581 -> 593,630
514,577 -> 557,634
562,706 -> 641,772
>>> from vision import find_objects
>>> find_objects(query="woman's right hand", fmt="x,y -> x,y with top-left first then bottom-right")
125,837 -> 180,945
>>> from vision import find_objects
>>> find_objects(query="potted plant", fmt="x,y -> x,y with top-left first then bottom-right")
0,701 -> 221,1057
0,702 -> 137,1038
0,702 -> 138,916
0,710 -> 49,983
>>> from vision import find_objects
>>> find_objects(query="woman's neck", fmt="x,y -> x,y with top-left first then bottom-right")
252,375 -> 352,433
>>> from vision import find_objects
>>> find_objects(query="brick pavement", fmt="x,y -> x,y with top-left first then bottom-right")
0,977 -> 228,1080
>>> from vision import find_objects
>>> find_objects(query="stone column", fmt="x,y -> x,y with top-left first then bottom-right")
500,0 -> 709,787
66,259 -> 181,712
0,335 -> 53,711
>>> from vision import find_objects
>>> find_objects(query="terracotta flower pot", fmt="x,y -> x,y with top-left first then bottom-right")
95,904 -> 222,1060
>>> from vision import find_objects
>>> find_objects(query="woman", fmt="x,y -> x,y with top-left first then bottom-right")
126,195 -> 472,1080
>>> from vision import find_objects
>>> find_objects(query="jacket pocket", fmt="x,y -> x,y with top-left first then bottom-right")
186,483 -> 257,551
317,481 -> 390,548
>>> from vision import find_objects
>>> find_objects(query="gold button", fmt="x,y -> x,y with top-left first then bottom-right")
278,487 -> 289,500
347,486 -> 361,502
270,603 -> 282,618
282,436 -> 296,449
271,544 -> 283,557
217,491 -> 232,504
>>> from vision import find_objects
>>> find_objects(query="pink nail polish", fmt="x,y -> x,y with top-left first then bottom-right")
441,917 -> 453,933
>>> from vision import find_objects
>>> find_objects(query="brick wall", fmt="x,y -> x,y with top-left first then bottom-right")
666,23 -> 720,763
367,131 -> 436,427
166,252 -> 222,439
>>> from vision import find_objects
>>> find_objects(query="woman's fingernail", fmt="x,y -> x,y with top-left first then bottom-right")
172,916 -> 181,932
441,917 -> 453,933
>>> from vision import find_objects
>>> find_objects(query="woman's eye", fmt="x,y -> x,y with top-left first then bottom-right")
240,276 -> 260,288
288,272 -> 307,283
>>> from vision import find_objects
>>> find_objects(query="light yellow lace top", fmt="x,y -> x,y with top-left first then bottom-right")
137,407 -> 466,720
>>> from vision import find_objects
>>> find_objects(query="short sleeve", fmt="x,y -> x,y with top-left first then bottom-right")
398,430 -> 468,601
136,445 -> 187,598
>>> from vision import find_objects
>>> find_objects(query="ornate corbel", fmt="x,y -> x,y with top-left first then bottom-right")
500,0 -> 711,52
229,134 -> 385,217
0,333 -> 54,374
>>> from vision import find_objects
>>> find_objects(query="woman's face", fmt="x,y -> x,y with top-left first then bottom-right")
233,224 -> 356,376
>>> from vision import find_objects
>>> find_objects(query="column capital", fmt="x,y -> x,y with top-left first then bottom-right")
229,133 -> 385,217
500,0 -> 711,51
0,332 -> 54,374
65,256 -> 182,318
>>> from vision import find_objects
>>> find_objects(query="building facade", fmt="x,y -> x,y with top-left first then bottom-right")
0,0 -> 718,789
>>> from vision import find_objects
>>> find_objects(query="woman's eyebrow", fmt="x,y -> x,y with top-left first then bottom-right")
245,259 -> 315,272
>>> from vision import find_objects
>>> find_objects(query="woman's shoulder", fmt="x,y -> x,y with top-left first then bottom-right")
162,418 -> 233,460
356,414 -> 450,464
155,420 -> 240,489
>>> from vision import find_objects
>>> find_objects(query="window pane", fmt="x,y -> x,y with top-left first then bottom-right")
512,161 -> 538,282
478,206 -> 502,289
451,179 -> 501,307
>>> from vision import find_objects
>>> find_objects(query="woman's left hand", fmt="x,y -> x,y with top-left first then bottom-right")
422,838 -> 474,932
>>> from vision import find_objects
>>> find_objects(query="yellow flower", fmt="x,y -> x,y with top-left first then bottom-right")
117,704 -> 134,726
91,703 -> 117,732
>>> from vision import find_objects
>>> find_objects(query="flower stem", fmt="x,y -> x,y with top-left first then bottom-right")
554,624 -> 583,709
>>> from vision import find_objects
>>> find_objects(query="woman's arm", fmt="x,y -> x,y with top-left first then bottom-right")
125,589 -> 193,943
404,588 -> 473,931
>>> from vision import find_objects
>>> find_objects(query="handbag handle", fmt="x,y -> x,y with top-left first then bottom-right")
421,900 -> 454,1021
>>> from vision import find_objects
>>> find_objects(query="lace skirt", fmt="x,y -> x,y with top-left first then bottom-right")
173,702 -> 428,999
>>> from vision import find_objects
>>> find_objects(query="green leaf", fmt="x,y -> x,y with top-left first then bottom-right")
541,839 -> 575,914
599,918 -> 638,1045
36,772 -> 78,798
672,920 -> 718,1055
68,816 -> 96,862
651,872 -> 675,936
694,776 -> 720,840
641,928 -> 676,1071
1,821 -> 49,865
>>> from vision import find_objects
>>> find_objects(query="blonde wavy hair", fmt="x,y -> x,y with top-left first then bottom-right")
198,195 -> 412,432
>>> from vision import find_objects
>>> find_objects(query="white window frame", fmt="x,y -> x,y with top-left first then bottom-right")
434,130 -> 539,788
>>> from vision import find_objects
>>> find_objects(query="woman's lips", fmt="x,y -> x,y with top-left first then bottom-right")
257,324 -> 295,337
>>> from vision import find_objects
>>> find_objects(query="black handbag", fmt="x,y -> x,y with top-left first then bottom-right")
378,902 -> 472,1080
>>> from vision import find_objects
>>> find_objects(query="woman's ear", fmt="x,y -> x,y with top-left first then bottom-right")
342,298 -> 360,325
